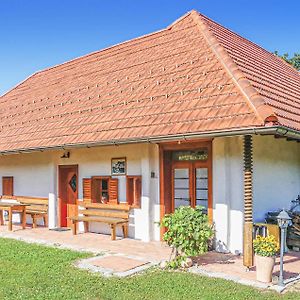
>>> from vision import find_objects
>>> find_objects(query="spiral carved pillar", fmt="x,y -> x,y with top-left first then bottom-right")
243,135 -> 254,268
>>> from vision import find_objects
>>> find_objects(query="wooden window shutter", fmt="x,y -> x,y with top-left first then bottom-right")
2,176 -> 13,196
133,177 -> 141,208
126,176 -> 142,208
82,178 -> 92,203
109,178 -> 118,204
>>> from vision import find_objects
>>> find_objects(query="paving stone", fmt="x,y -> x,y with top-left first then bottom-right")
91,256 -> 149,273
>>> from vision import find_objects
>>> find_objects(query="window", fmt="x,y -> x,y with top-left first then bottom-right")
2,176 -> 13,196
82,176 -> 119,204
69,174 -> 77,192
91,176 -> 110,204
126,176 -> 141,208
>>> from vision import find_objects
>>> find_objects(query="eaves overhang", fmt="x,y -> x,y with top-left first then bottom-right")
0,126 -> 298,156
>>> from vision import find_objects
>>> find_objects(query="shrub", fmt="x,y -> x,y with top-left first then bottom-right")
253,235 -> 279,257
161,206 -> 214,268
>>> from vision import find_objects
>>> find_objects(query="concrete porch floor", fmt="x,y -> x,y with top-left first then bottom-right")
193,251 -> 300,287
0,225 -> 172,263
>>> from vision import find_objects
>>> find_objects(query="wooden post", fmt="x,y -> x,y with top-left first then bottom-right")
21,207 -> 26,229
71,221 -> 77,235
111,224 -> 116,240
243,135 -> 254,268
8,207 -> 13,231
0,210 -> 3,225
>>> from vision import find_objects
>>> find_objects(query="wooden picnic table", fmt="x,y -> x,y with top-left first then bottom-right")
0,201 -> 26,231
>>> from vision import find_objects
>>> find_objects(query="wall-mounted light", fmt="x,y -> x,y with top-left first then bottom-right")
60,151 -> 70,159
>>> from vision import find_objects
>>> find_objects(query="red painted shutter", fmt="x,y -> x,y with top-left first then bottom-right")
134,177 -> 142,208
109,178 -> 118,204
2,177 -> 13,196
126,176 -> 142,208
83,178 -> 92,202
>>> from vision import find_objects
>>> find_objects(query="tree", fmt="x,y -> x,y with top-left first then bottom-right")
274,51 -> 300,71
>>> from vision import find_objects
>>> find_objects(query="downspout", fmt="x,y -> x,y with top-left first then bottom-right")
243,135 -> 254,268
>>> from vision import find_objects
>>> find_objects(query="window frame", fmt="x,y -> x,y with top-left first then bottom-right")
126,175 -> 142,208
91,176 -> 111,204
2,176 -> 14,196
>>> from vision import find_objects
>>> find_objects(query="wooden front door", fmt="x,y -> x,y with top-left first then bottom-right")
58,165 -> 78,227
172,161 -> 210,213
159,141 -> 213,238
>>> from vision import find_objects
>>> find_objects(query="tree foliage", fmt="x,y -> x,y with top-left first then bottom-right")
274,51 -> 300,71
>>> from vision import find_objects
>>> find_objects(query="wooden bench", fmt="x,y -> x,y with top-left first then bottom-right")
16,196 -> 48,228
69,202 -> 130,240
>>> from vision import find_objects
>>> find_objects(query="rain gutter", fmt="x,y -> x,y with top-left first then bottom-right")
0,125 -> 299,155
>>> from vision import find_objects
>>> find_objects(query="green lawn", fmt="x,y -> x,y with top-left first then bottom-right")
0,238 -> 298,300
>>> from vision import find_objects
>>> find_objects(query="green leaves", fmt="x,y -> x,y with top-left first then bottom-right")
274,51 -> 300,71
161,206 -> 214,265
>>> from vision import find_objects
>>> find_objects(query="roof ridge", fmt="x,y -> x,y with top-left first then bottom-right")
190,10 -> 277,125
200,14 -> 300,78
166,10 -> 195,29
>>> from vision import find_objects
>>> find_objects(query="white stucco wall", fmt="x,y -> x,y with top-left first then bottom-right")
212,135 -> 300,254
253,135 -> 300,221
212,136 -> 244,254
0,135 -> 298,250
0,152 -> 55,197
0,143 -> 160,241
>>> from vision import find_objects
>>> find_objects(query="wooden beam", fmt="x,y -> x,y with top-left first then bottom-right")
243,135 -> 254,268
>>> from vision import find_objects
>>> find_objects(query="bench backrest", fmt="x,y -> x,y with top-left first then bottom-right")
0,195 -> 16,200
15,196 -> 48,213
77,201 -> 130,219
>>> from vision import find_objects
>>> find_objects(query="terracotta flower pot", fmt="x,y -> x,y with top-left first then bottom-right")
255,254 -> 275,283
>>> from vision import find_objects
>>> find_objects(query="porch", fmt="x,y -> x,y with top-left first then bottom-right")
0,225 -> 171,263
191,251 -> 300,290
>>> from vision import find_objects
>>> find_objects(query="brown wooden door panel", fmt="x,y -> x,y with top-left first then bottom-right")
2,176 -> 13,196
58,165 -> 78,227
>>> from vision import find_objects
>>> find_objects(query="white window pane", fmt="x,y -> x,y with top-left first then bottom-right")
196,178 -> 208,188
196,190 -> 208,200
174,168 -> 189,178
196,199 -> 208,209
175,188 -> 190,199
174,179 -> 189,189
175,198 -> 190,208
196,168 -> 208,178
174,168 -> 190,208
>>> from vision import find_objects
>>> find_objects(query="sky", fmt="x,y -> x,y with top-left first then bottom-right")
0,0 -> 299,96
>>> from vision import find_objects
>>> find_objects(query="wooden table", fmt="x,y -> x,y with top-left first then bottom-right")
0,202 -> 26,231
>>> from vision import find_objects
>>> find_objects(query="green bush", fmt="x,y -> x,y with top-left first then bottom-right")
161,206 -> 214,264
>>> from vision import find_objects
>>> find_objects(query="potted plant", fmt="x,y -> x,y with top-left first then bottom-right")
253,235 -> 279,283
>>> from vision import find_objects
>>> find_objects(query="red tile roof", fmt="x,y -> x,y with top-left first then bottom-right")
0,10 -> 299,152
200,13 -> 300,131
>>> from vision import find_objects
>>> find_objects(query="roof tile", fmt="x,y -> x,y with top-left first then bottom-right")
0,10 -> 298,152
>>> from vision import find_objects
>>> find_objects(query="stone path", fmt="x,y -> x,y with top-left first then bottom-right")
75,253 -> 154,277
284,280 -> 300,293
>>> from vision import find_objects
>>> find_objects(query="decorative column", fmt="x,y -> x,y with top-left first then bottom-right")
243,135 -> 254,268
48,193 -> 57,229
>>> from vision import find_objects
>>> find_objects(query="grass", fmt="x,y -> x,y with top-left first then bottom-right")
0,238 -> 299,300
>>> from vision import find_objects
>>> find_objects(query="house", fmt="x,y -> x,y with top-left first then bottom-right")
0,10 -> 299,264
